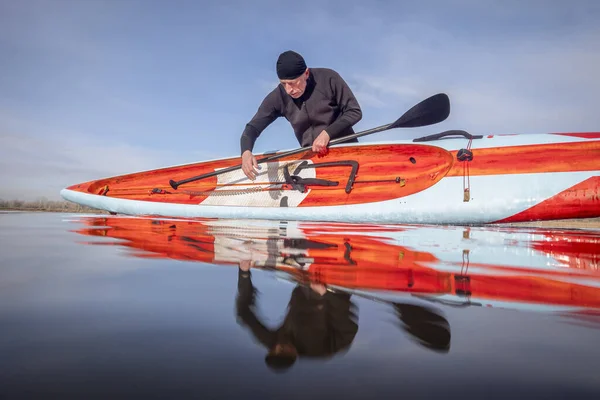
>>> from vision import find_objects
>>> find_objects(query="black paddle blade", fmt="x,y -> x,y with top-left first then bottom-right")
394,303 -> 451,353
391,93 -> 450,129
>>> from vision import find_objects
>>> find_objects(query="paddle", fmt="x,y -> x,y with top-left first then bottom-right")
299,283 -> 451,353
169,93 -> 450,190
326,287 -> 451,352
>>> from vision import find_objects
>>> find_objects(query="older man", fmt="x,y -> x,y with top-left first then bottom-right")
240,50 -> 362,180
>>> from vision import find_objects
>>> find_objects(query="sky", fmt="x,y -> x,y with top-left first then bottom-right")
1,0 -> 599,201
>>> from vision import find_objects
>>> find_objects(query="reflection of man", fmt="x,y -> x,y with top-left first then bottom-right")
235,261 -> 359,372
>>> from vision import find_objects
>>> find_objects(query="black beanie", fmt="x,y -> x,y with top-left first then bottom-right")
276,50 -> 307,80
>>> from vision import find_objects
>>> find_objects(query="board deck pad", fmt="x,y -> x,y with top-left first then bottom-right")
74,144 -> 456,208
201,160 -> 315,207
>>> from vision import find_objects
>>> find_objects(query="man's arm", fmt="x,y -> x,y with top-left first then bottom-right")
323,70 -> 363,140
240,90 -> 283,155
235,267 -> 276,349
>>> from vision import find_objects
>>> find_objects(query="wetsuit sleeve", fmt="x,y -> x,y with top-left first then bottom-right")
324,71 -> 363,140
235,268 -> 276,349
325,291 -> 359,352
240,89 -> 283,155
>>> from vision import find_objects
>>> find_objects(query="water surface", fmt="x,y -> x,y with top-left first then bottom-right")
1,212 -> 599,399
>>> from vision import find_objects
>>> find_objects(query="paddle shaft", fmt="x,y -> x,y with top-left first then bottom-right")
169,122 -> 394,188
170,93 -> 450,189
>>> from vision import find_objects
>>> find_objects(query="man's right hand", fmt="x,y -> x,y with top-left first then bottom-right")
241,150 -> 259,180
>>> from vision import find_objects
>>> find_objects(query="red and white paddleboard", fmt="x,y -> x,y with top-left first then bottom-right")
60,131 -> 600,224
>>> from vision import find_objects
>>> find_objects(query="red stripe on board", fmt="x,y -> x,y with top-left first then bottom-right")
446,140 -> 600,177
553,133 -> 600,139
494,176 -> 600,223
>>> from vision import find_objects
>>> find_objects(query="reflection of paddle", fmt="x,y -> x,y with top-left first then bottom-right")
325,286 -> 451,353
412,293 -> 483,308
169,93 -> 451,189
393,303 -> 451,353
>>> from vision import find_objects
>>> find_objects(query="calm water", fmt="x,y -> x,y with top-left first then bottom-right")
1,211 -> 600,399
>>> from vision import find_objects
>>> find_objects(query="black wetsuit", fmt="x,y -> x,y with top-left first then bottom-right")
240,68 -> 363,155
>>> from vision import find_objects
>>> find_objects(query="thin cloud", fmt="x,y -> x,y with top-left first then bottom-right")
0,130 -> 216,201
2,0 -> 599,200
346,21 -> 600,135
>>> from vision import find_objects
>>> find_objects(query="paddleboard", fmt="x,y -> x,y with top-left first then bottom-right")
60,131 -> 600,224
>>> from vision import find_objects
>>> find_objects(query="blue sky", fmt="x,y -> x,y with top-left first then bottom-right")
1,0 -> 599,200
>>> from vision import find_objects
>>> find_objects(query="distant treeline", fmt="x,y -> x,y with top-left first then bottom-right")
0,198 -> 108,213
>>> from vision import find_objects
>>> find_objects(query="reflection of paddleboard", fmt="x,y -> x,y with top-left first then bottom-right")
70,216 -> 600,312
61,132 -> 600,224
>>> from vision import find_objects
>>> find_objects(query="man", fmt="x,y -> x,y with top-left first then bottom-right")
240,50 -> 363,180
236,260 -> 359,372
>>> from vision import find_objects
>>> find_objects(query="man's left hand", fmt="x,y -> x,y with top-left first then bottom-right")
312,130 -> 330,155
310,282 -> 327,296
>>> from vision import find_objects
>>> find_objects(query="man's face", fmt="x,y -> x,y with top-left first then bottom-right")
279,68 -> 309,99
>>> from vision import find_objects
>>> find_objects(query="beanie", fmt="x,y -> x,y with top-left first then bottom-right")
276,50 -> 307,80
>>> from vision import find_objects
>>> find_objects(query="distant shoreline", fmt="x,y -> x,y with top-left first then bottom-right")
0,199 -> 108,214
500,217 -> 600,229
0,208 -> 108,214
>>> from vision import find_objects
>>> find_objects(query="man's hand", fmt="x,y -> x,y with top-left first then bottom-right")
239,259 -> 252,272
312,130 -> 330,155
310,282 -> 327,296
241,150 -> 259,180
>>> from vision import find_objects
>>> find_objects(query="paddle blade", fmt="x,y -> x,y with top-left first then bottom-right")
394,303 -> 451,353
391,93 -> 450,129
